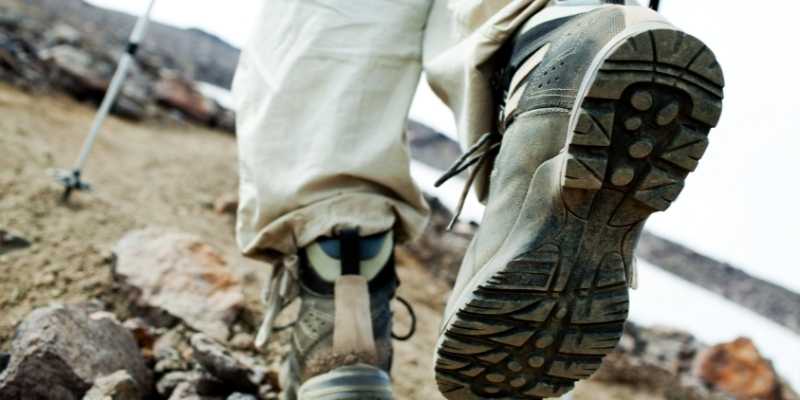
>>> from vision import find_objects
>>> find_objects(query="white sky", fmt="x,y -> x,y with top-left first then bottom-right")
86,0 -> 800,293
85,0 -> 257,47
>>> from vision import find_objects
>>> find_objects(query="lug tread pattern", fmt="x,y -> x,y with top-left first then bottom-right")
568,29 -> 723,226
435,29 -> 723,399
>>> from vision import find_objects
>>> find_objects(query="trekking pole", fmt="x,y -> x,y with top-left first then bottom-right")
52,0 -> 157,203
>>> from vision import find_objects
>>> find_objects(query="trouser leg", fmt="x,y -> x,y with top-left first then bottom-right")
424,0 -> 549,200
233,0 -> 434,258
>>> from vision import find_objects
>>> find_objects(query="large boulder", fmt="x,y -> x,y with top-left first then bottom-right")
0,303 -> 153,400
112,227 -> 244,341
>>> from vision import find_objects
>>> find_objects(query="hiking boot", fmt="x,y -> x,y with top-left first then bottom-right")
268,229 -> 398,400
434,2 -> 724,398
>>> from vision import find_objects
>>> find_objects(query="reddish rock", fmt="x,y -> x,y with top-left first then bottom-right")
154,72 -> 218,124
694,337 -> 780,399
113,227 -> 244,341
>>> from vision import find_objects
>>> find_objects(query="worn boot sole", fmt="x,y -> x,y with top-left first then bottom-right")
297,364 -> 394,400
435,29 -> 723,399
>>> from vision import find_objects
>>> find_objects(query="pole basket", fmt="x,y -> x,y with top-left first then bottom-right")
50,168 -> 91,203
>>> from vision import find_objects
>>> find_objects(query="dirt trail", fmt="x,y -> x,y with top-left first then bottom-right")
0,84 -> 666,399
0,83 -> 245,342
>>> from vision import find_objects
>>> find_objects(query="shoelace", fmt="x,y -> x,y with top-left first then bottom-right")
255,255 -> 419,349
434,131 -> 502,229
255,255 -> 300,349
391,296 -> 417,341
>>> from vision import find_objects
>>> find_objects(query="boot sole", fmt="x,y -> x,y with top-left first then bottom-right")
297,364 -> 394,400
435,29 -> 724,399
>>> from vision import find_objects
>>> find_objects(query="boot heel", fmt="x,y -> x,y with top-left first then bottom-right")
297,364 -> 394,400
564,29 -> 723,225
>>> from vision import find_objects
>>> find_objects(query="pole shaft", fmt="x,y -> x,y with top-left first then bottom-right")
130,0 -> 157,44
72,0 -> 157,171
75,55 -> 132,170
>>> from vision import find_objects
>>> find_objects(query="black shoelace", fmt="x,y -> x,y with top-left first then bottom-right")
434,131 -> 502,229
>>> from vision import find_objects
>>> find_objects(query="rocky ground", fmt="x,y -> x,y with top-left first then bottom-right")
1,84 -> 798,399
1,0 -> 236,131
5,0 -> 798,339
1,1 -> 799,399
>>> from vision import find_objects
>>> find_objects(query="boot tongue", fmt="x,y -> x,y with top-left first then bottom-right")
333,275 -> 378,364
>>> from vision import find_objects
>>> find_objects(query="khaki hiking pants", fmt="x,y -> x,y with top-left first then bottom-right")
233,0 -> 552,258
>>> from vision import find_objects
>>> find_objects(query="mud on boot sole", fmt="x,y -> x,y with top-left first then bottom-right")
435,29 -> 723,399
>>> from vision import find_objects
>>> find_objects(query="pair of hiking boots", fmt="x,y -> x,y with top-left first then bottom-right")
259,1 -> 724,399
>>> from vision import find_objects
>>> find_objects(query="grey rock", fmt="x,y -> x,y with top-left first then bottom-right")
245,366 -> 268,387
226,393 -> 257,400
1,0 -> 242,131
43,23 -> 82,46
156,370 -> 191,397
112,227 -> 244,341
190,333 -> 256,392
154,347 -> 188,374
83,370 -> 141,400
23,0 -> 240,88
153,327 -> 191,374
214,108 -> 236,134
157,370 -> 220,398
39,44 -> 111,97
168,381 -> 224,400
228,332 -> 254,351
0,229 -> 31,255
154,326 -> 189,355
0,22 -> 51,88
594,323 -> 727,400
0,303 -> 152,400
